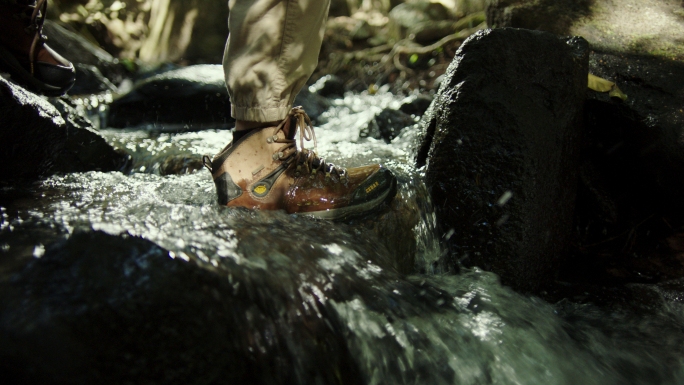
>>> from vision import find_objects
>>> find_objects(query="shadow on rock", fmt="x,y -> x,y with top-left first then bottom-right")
564,51 -> 684,285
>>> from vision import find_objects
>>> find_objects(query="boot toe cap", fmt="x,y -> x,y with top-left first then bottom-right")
349,166 -> 397,206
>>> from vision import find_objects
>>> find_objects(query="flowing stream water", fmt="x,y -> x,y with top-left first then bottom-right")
1,88 -> 684,384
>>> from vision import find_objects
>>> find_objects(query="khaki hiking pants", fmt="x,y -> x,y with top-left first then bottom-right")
223,0 -> 331,122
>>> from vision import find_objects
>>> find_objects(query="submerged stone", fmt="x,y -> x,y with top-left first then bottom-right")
416,28 -> 588,292
0,79 -> 129,179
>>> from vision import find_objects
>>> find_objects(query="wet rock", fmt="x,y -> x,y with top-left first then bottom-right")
0,229 -> 454,384
486,0 -> 684,61
42,20 -> 126,89
388,1 -> 451,41
309,75 -> 346,98
399,94 -> 434,117
293,88 -> 331,124
106,64 -> 232,131
49,98 -> 132,174
107,65 -> 329,131
361,109 -> 416,143
160,155 -> 204,176
0,79 -> 130,179
69,64 -> 118,95
416,29 -> 588,292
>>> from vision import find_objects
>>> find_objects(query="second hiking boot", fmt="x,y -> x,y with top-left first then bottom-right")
205,107 -> 397,220
0,0 -> 75,96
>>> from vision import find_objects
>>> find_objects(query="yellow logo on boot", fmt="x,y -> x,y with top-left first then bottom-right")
253,184 -> 268,196
365,181 -> 380,194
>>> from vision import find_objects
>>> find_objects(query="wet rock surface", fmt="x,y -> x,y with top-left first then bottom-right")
0,79 -> 128,179
48,98 -> 132,174
399,94 -> 433,117
309,74 -> 346,98
107,65 -> 329,131
361,108 -> 416,143
106,65 -> 233,131
416,28 -> 589,292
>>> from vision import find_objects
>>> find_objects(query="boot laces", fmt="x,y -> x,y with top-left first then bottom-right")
271,107 -> 348,183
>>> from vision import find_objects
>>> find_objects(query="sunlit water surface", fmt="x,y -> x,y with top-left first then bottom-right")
1,88 -> 684,384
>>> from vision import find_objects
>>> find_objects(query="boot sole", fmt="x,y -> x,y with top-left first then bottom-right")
0,44 -> 72,97
299,176 -> 398,221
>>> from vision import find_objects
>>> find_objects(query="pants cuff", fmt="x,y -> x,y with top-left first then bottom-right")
231,105 -> 292,122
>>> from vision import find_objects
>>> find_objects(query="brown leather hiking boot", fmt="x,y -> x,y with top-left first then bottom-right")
204,107 -> 397,220
0,0 -> 75,96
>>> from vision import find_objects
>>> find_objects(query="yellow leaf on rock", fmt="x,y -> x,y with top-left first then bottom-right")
609,85 -> 628,101
588,73 -> 615,92
588,73 -> 628,101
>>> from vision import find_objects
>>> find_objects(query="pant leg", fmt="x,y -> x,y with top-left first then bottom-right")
223,0 -> 331,122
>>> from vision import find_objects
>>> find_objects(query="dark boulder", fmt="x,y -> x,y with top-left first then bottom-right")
399,94 -> 434,117
106,64 -> 232,131
48,98 -> 132,174
309,74 -> 345,98
486,0 -> 684,284
0,79 -> 130,179
415,29 -> 588,292
293,87 -> 331,124
107,65 -> 329,131
159,155 -> 204,176
0,229 -> 454,384
361,108 -> 416,143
